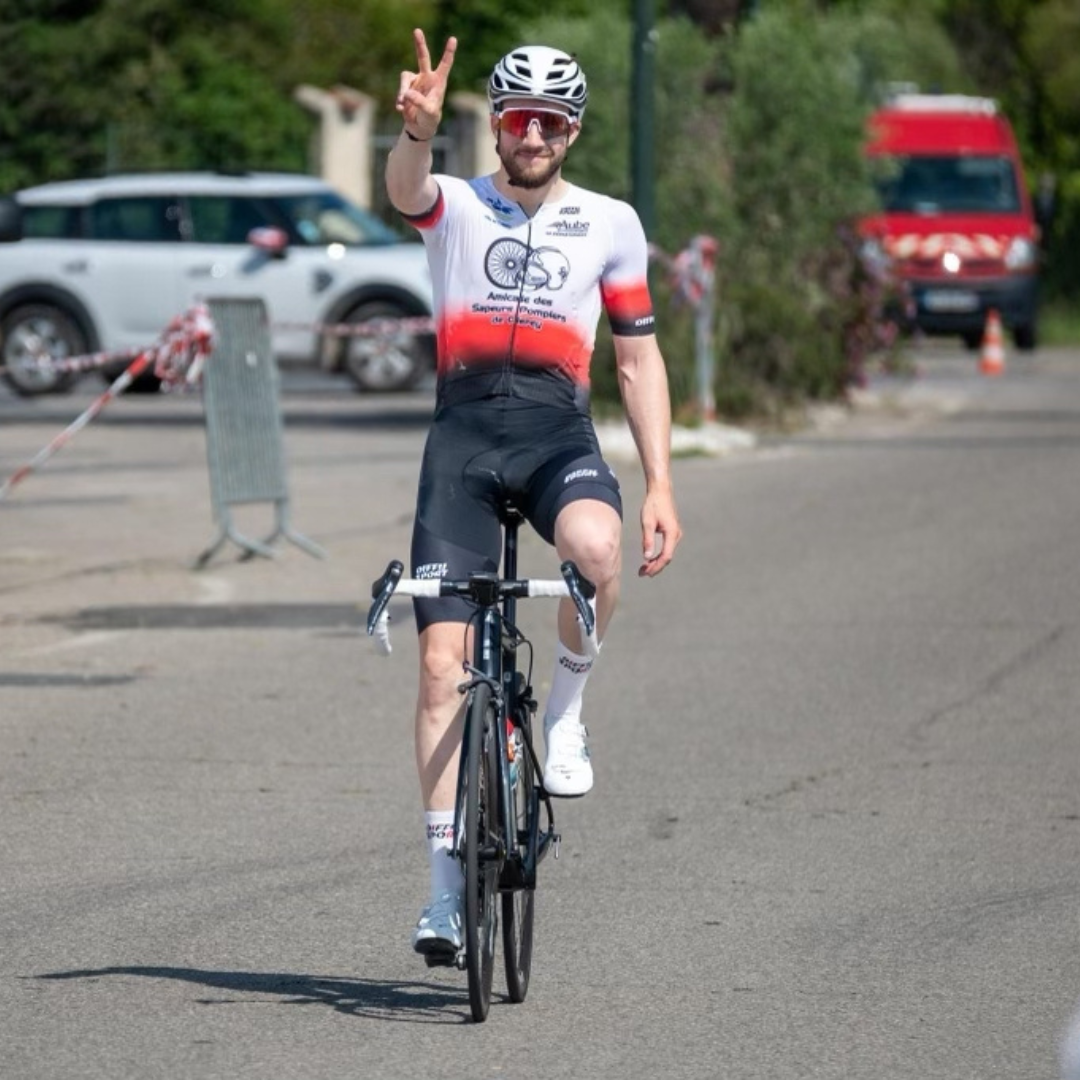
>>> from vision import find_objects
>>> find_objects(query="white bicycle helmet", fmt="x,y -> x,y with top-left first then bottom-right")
488,46 -> 588,119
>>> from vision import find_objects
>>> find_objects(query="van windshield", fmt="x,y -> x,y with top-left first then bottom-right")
874,155 -> 1021,214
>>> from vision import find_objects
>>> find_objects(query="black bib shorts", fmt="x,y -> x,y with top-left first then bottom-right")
410,394 -> 622,632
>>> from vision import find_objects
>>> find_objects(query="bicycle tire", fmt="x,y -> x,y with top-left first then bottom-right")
502,710 -> 536,1003
463,681 -> 499,1022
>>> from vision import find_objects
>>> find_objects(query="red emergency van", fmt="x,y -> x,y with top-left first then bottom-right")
862,93 -> 1039,350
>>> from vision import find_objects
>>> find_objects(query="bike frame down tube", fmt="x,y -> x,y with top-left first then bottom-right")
499,518 -> 521,864
454,593 -> 505,872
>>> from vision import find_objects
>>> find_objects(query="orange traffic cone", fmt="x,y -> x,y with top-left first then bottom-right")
979,309 -> 1006,376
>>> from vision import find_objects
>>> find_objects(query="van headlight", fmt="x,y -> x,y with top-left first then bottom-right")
1004,237 -> 1036,271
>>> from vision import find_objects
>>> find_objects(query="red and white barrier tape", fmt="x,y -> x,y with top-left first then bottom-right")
0,305 -> 215,501
273,316 -> 435,338
0,345 -> 146,379
152,304 -> 215,388
0,312 -> 432,383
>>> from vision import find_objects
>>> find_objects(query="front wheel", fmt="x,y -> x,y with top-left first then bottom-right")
461,681 -> 500,1022
1013,322 -> 1037,351
502,713 -> 536,1003
1,304 -> 83,396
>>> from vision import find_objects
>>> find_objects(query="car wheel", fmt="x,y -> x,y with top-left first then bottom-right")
1013,323 -> 1037,351
340,300 -> 431,392
1,304 -> 84,396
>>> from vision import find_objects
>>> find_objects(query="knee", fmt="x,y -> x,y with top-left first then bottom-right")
566,527 -> 621,587
417,639 -> 465,715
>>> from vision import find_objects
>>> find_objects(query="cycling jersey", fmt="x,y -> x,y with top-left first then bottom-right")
403,175 -> 655,407
404,174 -> 643,629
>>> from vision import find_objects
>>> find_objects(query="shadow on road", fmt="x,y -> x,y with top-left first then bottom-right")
45,601 -> 369,632
0,405 -> 436,432
33,965 -> 475,1024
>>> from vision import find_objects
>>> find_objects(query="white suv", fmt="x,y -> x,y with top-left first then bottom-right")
0,172 -> 434,396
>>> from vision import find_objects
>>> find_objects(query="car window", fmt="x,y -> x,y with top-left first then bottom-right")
90,197 -> 182,242
22,204 -> 82,239
269,191 -> 402,246
186,195 -> 275,244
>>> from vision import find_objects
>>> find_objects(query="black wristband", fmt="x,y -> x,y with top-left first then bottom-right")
405,130 -> 432,143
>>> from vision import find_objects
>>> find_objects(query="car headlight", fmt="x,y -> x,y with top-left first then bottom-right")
1004,237 -> 1036,271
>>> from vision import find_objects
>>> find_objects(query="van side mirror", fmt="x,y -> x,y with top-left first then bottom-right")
0,197 -> 23,243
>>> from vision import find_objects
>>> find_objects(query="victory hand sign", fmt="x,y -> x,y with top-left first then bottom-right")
396,29 -> 458,141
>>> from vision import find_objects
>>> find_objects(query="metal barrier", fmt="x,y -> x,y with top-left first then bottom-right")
195,297 -> 325,568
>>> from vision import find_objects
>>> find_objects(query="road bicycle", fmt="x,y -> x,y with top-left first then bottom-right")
366,503 -> 597,1023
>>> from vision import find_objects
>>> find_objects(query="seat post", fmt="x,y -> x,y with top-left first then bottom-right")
500,503 -> 523,668
502,514 -> 519,582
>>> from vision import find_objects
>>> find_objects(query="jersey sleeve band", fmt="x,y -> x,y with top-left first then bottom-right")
401,188 -> 445,230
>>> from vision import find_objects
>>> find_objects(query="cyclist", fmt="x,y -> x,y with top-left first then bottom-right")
387,29 -> 683,961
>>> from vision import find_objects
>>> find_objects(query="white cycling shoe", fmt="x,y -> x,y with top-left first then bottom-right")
542,717 -> 593,798
412,891 -> 463,961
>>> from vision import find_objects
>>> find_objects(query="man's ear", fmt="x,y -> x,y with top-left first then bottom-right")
568,123 -> 582,148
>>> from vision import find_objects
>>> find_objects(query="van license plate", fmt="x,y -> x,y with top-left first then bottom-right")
922,289 -> 979,313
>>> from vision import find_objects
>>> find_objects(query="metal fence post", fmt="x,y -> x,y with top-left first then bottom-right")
194,297 -> 326,568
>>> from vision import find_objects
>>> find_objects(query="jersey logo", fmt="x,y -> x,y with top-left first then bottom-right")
547,220 -> 590,238
486,194 -> 517,217
485,238 -> 571,292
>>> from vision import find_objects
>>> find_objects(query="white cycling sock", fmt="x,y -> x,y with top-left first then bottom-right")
544,639 -> 598,728
425,809 -> 463,901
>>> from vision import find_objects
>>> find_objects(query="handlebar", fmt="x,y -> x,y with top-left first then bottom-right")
366,559 -> 598,658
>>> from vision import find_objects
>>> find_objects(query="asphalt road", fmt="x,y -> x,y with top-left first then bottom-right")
2,346 -> 1080,1079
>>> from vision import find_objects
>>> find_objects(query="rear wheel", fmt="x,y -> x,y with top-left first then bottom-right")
462,681 -> 499,1022
1,303 -> 83,396
502,712 -> 536,1003
340,300 -> 431,392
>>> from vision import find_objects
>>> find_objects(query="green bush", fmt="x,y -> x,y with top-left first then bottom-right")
717,7 -> 882,413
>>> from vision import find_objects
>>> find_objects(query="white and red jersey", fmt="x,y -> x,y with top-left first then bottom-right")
403,175 -> 655,399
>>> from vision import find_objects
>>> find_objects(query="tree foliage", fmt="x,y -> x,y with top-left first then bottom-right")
718,5 -> 882,412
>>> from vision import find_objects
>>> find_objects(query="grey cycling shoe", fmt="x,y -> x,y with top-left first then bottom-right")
411,891 -> 463,962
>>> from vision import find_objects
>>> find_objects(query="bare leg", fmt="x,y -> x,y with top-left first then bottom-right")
553,498 -> 623,648
539,499 -> 622,797
414,622 -> 471,811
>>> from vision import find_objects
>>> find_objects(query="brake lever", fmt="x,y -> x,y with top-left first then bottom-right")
367,560 -> 404,636
560,560 -> 596,636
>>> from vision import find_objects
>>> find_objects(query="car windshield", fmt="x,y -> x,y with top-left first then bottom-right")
874,155 -> 1021,214
273,191 -> 403,246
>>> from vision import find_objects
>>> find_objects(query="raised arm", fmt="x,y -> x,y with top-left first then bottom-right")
386,28 -> 458,216
614,333 -> 683,577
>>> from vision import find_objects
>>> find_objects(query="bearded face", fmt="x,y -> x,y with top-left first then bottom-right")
498,136 -> 568,189
490,102 -> 580,190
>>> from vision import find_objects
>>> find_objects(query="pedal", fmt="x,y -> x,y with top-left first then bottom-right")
423,952 -> 456,969
554,833 -> 562,860
416,938 -> 461,968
